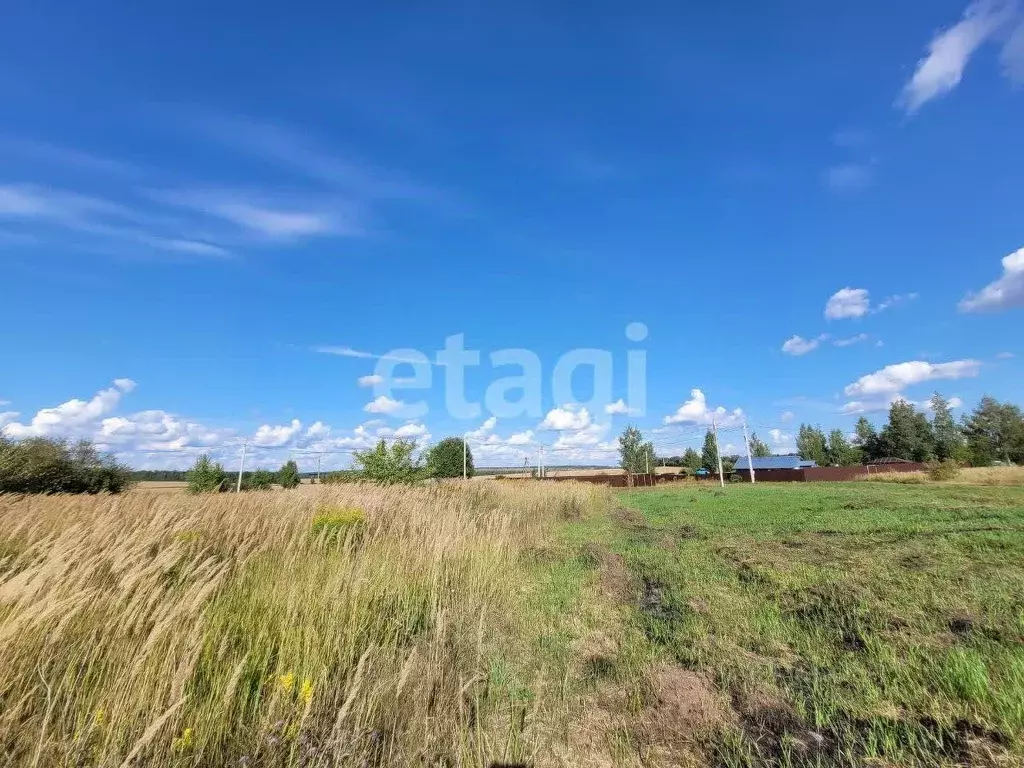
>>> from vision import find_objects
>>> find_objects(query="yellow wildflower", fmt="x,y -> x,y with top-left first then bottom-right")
93,708 -> 105,727
172,727 -> 193,752
299,678 -> 314,704
279,672 -> 296,693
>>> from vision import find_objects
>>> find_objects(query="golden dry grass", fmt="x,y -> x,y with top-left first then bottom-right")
0,481 -> 609,767
855,465 -> 1024,486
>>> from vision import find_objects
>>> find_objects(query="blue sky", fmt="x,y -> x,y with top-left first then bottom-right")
1,0 -> 1022,469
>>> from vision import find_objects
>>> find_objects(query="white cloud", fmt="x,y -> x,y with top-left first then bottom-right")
466,416 -> 497,440
2,379 -> 136,438
898,0 -> 1017,114
834,333 -> 869,348
364,395 -> 404,415
507,430 -> 534,445
394,421 -> 429,440
876,293 -> 919,312
539,404 -> 592,431
315,346 -> 423,363
664,389 -> 744,427
996,351 -> 1016,359
1002,18 -> 1024,80
552,422 -> 611,449
305,421 -> 331,439
252,419 -> 303,447
825,288 -> 871,319
358,374 -> 383,387
603,399 -> 636,415
958,247 -> 1024,312
768,429 -> 795,452
782,334 -> 828,356
780,411 -> 795,424
0,411 -> 19,428
844,360 -> 981,398
824,163 -> 872,192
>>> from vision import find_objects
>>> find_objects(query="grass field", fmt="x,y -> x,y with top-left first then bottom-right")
1,477 -> 1022,766
568,480 -> 1024,767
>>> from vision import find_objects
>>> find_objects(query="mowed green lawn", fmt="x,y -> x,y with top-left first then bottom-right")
564,481 -> 1024,767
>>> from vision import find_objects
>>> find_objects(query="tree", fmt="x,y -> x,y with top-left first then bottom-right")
962,396 -> 1024,466
930,392 -> 966,463
878,400 -> 934,462
749,432 -> 772,458
852,417 -> 880,462
682,447 -> 702,473
701,430 -> 719,473
277,460 -> 302,489
352,439 -> 423,485
0,437 -> 134,494
618,425 -> 654,482
248,469 -> 275,490
186,454 -> 227,494
426,437 -> 473,479
826,429 -> 860,466
796,424 -> 829,465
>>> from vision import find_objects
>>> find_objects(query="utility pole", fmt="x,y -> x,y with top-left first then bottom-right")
463,436 -> 467,480
540,446 -> 545,479
236,440 -> 247,493
712,417 -> 725,488
742,421 -> 756,484
316,455 -> 322,485
645,450 -> 650,486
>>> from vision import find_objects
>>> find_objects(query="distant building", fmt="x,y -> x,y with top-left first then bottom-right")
733,456 -> 817,472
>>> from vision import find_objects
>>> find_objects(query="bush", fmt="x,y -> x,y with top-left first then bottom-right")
247,469 -> 275,490
352,439 -> 424,485
0,437 -> 134,494
927,459 -> 961,482
321,470 -> 361,485
185,455 -> 227,494
277,460 -> 301,489
426,437 -> 473,479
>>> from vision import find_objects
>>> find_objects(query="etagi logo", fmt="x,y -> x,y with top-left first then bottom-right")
362,323 -> 649,421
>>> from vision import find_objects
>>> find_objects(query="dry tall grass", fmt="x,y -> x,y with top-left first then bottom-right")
855,465 -> 1024,486
0,481 -> 607,767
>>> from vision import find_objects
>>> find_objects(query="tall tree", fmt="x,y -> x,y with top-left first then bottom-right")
426,437 -> 474,479
827,429 -> 860,466
878,400 -> 934,462
796,424 -> 829,465
749,432 -> 772,458
682,447 -> 702,472
962,396 -> 1024,466
701,430 -> 719,473
618,425 -> 654,480
930,392 -> 965,463
852,417 -> 880,462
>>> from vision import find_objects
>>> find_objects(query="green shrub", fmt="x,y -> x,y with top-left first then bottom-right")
185,455 -> 227,494
426,437 -> 473,479
277,460 -> 301,489
927,459 -> 961,481
0,437 -> 134,494
311,506 -> 367,544
247,469 -> 275,490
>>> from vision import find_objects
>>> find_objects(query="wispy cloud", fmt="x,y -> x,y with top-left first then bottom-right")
898,0 -> 1022,114
782,334 -> 829,356
0,136 -> 138,176
834,333 -> 870,347
824,163 -> 873,192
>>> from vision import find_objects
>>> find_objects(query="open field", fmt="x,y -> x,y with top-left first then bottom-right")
1,478 -> 1023,766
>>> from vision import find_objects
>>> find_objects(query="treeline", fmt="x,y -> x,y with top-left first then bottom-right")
797,394 -> 1024,467
0,437 -> 135,494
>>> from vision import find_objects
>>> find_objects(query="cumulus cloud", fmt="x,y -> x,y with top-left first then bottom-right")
552,422 -> 612,449
958,247 -> 1024,312
2,379 -> 136,438
664,389 -> 744,427
782,334 -> 828,356
0,411 -> 19,428
825,288 -> 871,319
769,429 -> 796,452
539,404 -> 592,431
363,395 -> 404,415
252,419 -> 303,447
898,0 -> 1018,114
357,374 -> 383,387
844,360 -> 981,398
603,399 -> 636,415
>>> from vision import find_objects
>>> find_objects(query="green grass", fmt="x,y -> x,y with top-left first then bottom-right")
564,481 -> 1024,767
